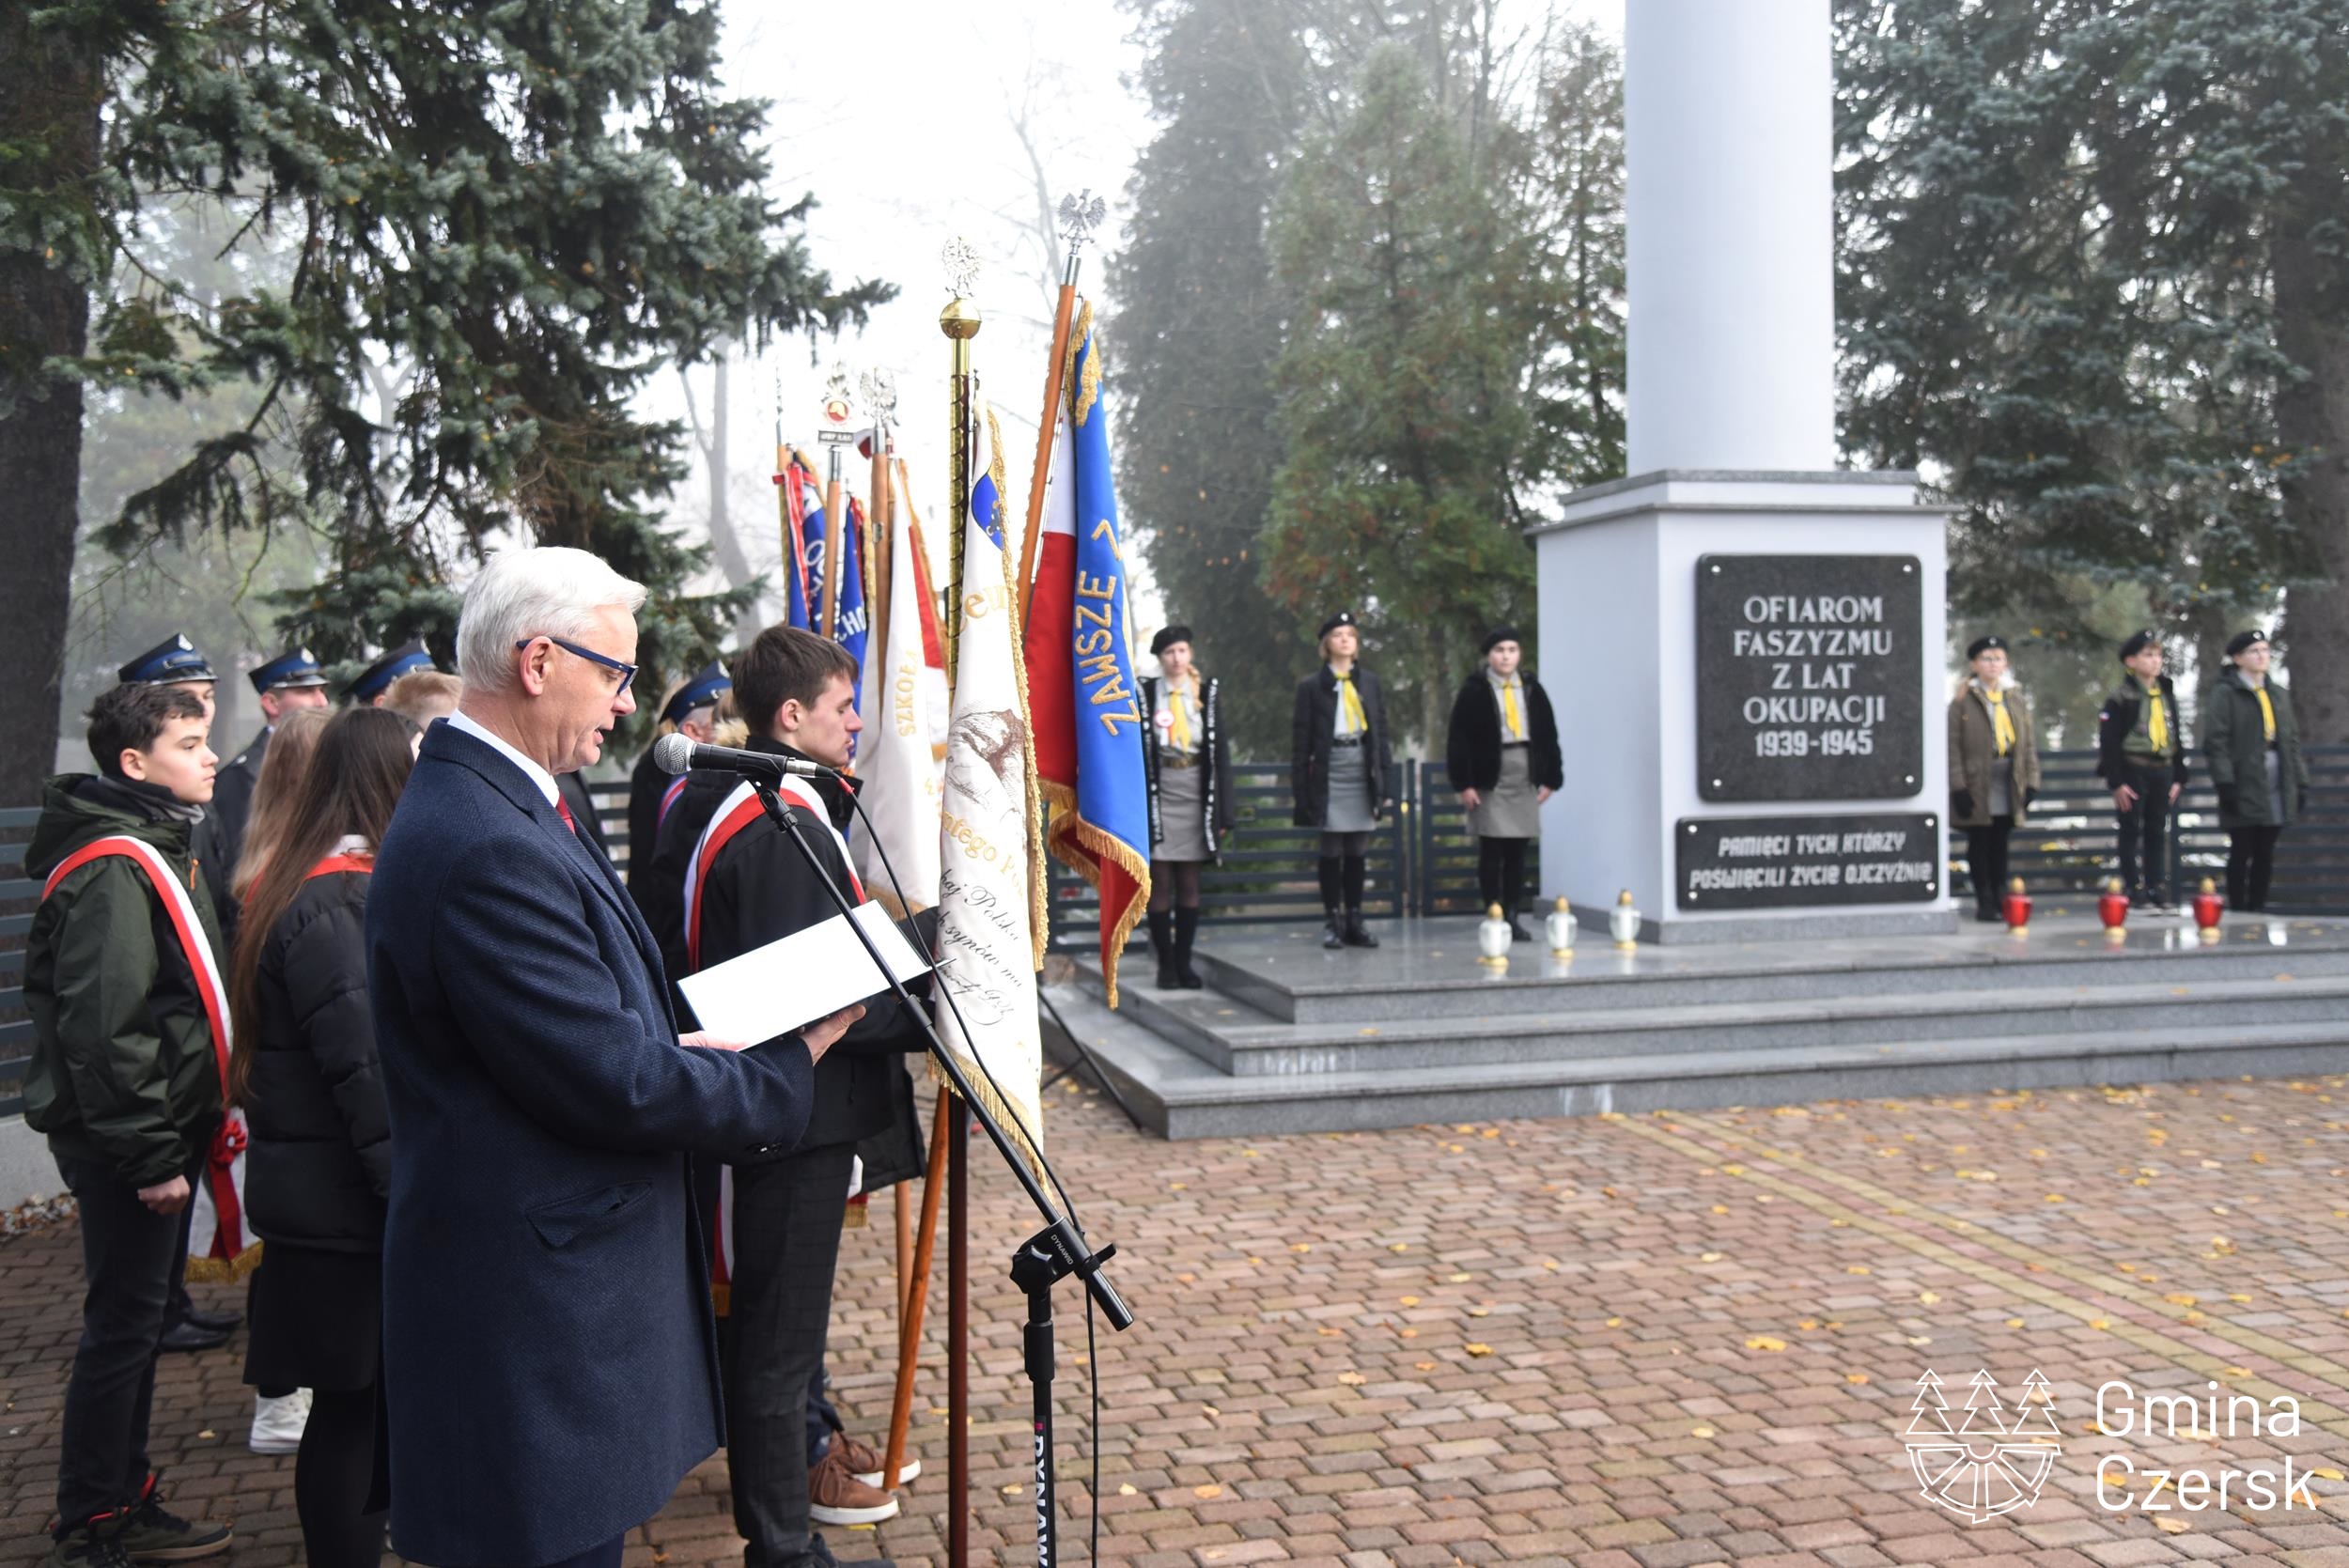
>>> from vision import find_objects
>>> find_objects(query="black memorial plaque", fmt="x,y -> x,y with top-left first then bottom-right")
1676,813 -> 1940,910
1695,554 -> 1923,800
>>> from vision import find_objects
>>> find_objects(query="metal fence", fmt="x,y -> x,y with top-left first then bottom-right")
1951,745 -> 2349,909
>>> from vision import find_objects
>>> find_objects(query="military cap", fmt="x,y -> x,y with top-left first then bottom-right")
661,660 -> 732,726
344,639 -> 436,704
249,646 -> 329,694
117,633 -> 215,687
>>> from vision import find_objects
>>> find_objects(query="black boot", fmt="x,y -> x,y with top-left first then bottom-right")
1174,908 -> 1205,988
1342,908 -> 1379,948
1506,905 -> 1532,944
1146,910 -> 1177,988
1321,908 -> 1346,950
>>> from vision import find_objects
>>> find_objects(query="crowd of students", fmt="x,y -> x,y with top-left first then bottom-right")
25,618 -> 922,1568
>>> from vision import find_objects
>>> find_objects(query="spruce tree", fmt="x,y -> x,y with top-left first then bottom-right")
0,0 -> 890,797
1112,0 -> 1312,757
1263,40 -> 1535,748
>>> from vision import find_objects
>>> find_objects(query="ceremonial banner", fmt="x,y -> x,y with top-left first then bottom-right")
933,396 -> 1046,1160
782,461 -> 819,633
855,480 -> 944,911
837,496 -> 870,740
1023,303 -> 1150,1006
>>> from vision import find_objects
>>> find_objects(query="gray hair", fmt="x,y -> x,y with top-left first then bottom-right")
457,546 -> 648,696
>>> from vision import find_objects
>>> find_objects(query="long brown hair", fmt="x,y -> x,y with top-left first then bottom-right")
230,706 -> 332,900
227,707 -> 415,1106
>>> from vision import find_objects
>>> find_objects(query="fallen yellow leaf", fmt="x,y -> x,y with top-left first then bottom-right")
1702,1252 -> 1725,1263
1337,1372 -> 1366,1386
1847,1373 -> 1871,1385
1448,1272 -> 1471,1282
1400,1296 -> 1421,1307
2090,1317 -> 2110,1329
1118,1483 -> 1138,1496
1193,1484 -> 1223,1498
1465,1343 -> 1494,1357
1605,1316 -> 1622,1327
1746,1336 -> 1787,1352
2154,1515 -> 2190,1535
1415,1360 -> 1437,1371
2005,1318 -> 2025,1328
1847,1265 -> 1872,1276
1919,1291 -> 1941,1305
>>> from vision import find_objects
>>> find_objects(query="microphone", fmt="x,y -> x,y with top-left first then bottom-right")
651,732 -> 836,781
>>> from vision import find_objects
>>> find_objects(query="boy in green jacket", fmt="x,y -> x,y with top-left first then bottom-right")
24,684 -> 234,1568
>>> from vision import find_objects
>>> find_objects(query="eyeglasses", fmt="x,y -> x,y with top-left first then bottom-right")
518,635 -> 638,694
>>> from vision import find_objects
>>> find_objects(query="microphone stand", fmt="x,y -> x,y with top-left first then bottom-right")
742,776 -> 1134,1568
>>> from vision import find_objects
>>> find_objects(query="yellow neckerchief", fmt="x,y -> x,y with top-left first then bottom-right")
2144,680 -> 2169,753
1979,683 -> 2015,757
2252,681 -> 2276,742
1164,675 -> 1195,751
1490,669 -> 1525,740
1331,666 -> 1367,736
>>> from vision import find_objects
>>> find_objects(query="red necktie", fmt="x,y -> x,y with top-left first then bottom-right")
554,794 -> 579,836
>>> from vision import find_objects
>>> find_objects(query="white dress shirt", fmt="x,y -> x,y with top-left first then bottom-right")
447,709 -> 561,808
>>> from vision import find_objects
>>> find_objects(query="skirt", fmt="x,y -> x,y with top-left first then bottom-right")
1153,759 -> 1212,862
244,1240 -> 382,1393
1468,744 -> 1541,839
1323,742 -> 1375,833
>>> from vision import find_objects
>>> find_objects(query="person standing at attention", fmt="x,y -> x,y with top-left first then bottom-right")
1948,636 -> 2042,923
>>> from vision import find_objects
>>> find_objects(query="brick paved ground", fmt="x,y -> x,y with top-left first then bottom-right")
6,1072 -> 2349,1568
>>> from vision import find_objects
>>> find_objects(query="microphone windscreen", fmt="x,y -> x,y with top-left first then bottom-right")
652,732 -> 696,776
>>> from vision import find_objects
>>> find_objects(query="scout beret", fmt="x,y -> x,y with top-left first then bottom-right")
2225,629 -> 2269,658
1151,625 -> 1193,658
1481,627 -> 1521,655
1966,635 -> 2007,661
1317,611 -> 1358,640
2118,629 -> 2159,661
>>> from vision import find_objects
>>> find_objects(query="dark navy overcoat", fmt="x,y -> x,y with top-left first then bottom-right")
366,721 -> 815,1567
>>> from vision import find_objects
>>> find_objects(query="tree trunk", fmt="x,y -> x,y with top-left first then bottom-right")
2272,215 -> 2349,748
0,11 -> 99,800
681,355 -> 760,639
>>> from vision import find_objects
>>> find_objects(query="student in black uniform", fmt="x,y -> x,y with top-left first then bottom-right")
1139,626 -> 1236,988
211,648 -> 332,879
668,627 -> 932,1563
1291,611 -> 1392,951
2202,629 -> 2309,912
1445,628 -> 1562,941
627,661 -> 731,888
2096,630 -> 2189,909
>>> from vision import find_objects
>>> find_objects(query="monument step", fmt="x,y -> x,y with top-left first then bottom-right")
1039,985 -> 2349,1141
1086,970 -> 2349,1077
1173,915 -> 2349,1024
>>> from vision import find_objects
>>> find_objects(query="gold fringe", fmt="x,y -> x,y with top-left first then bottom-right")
184,1240 -> 263,1285
1039,791 -> 1151,1012
843,1197 -> 868,1230
1066,302 -> 1103,429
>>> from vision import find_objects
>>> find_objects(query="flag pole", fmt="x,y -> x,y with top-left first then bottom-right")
1017,191 -> 1107,624
882,1085 -> 952,1492
938,247 -> 983,1568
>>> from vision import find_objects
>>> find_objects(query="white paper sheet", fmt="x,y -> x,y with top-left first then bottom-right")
677,902 -> 931,1046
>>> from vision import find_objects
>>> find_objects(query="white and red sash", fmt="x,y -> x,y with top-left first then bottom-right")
682,775 -> 864,1311
657,773 -> 690,834
42,834 -> 256,1280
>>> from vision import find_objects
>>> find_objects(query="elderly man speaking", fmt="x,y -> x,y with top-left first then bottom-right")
367,548 -> 860,1568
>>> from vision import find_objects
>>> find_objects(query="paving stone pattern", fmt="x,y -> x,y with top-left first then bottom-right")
5,1074 -> 2348,1567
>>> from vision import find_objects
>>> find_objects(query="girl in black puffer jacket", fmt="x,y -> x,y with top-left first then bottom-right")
228,706 -> 414,1568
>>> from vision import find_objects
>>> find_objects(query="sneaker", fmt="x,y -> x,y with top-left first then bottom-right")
45,1516 -> 132,1568
115,1473 -> 231,1562
807,1442 -> 900,1526
837,1432 -> 922,1488
249,1389 -> 310,1455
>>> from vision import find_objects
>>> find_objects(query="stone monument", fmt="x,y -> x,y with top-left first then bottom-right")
1532,0 -> 1956,942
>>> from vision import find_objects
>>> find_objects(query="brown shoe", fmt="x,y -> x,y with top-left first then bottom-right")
808,1443 -> 900,1526
837,1432 -> 922,1488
